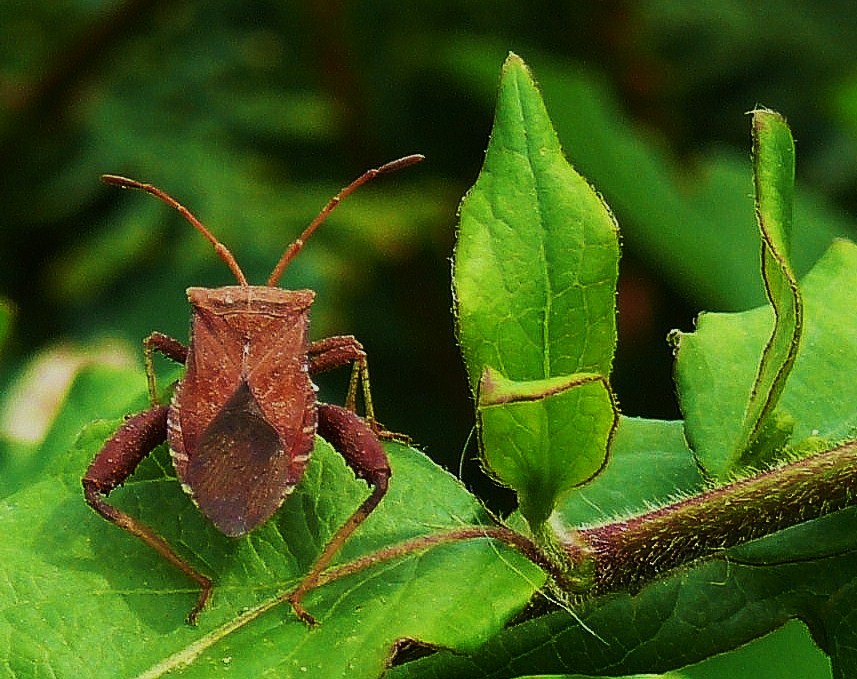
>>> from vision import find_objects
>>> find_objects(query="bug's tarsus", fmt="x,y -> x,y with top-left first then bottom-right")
266,154 -> 425,287
101,174 -> 249,286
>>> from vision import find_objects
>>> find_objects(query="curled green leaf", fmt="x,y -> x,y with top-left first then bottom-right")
741,109 -> 803,463
674,109 -> 804,478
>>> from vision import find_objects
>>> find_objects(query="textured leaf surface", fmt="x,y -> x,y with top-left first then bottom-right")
454,53 -> 619,528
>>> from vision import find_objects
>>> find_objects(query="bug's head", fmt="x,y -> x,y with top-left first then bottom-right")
101,154 -> 424,288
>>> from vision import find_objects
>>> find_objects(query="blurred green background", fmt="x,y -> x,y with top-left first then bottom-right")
2,0 -> 857,506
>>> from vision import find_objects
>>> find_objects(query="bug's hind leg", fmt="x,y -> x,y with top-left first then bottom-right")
286,403 -> 391,624
82,405 -> 212,624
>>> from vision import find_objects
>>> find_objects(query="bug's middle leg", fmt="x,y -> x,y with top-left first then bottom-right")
307,336 -> 375,421
143,332 -> 188,405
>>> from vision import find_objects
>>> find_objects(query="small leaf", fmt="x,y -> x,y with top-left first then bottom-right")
478,369 -> 617,526
453,53 -> 620,531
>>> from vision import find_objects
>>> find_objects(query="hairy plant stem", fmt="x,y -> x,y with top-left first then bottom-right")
563,439 -> 857,595
294,440 -> 857,612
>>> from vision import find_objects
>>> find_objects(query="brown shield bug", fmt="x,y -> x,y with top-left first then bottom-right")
82,155 -> 423,624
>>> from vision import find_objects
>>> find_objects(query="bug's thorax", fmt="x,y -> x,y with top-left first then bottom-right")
182,284 -> 316,385
185,286 -> 316,354
187,285 -> 315,317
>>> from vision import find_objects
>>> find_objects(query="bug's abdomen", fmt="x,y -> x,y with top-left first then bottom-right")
181,378 -> 313,536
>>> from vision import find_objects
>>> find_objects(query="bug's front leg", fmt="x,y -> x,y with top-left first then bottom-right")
287,403 -> 391,625
82,405 -> 212,624
143,332 -> 188,405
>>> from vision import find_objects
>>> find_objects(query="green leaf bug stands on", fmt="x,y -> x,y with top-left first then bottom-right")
83,155 -> 423,624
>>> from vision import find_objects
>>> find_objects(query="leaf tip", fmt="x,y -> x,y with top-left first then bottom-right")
501,52 -> 536,85
503,51 -> 525,68
750,107 -> 789,136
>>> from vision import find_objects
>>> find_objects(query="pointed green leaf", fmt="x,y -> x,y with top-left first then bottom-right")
673,109 -> 804,478
454,53 -> 619,386
453,53 -> 620,529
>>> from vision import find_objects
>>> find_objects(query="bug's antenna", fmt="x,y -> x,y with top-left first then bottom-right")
101,175 -> 249,286
266,154 -> 425,287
